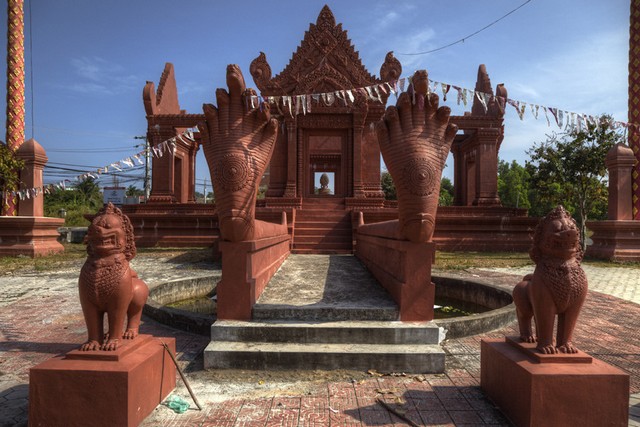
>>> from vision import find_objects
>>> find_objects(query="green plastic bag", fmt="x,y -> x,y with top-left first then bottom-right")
166,395 -> 189,414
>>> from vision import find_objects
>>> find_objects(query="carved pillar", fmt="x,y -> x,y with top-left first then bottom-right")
297,126 -> 304,199
606,143 -> 636,220
451,138 -> 464,205
352,111 -> 365,197
148,126 -> 176,203
4,0 -> 25,216
188,142 -> 197,203
284,118 -> 297,197
629,0 -> 640,219
473,128 -> 501,206
16,139 -> 46,217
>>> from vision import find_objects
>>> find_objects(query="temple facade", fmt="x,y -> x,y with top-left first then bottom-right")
139,5 -> 534,252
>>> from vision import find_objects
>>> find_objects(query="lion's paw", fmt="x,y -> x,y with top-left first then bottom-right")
537,344 -> 558,354
79,340 -> 101,351
123,329 -> 138,340
557,342 -> 579,354
519,334 -> 536,344
101,339 -> 120,351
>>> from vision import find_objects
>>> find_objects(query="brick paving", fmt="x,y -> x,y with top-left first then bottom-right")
0,253 -> 638,426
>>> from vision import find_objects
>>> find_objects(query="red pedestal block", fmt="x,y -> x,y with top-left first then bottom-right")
0,216 -> 64,257
481,338 -> 629,427
217,234 -> 290,320
586,220 -> 640,262
29,335 -> 176,427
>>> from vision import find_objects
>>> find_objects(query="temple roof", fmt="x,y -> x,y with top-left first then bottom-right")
250,5 -> 401,96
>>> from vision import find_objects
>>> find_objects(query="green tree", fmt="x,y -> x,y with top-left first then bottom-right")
0,141 -> 24,215
381,171 -> 396,200
75,177 -> 102,209
525,115 -> 621,247
439,177 -> 454,206
497,159 -> 531,209
44,177 -> 104,226
126,185 -> 144,197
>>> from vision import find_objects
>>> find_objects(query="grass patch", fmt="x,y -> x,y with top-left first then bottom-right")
0,243 -> 87,274
436,251 -> 640,270
583,258 -> 640,269
435,251 -> 533,270
0,245 -> 216,275
2,247 -> 638,275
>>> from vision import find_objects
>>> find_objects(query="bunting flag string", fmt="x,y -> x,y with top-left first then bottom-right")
12,127 -> 198,202
243,73 -> 638,136
14,71 -> 639,202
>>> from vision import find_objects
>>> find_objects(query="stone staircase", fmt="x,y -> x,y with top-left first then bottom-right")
292,199 -> 352,254
204,320 -> 445,372
203,255 -> 446,373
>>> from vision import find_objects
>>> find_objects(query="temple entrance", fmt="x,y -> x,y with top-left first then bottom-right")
305,130 -> 347,198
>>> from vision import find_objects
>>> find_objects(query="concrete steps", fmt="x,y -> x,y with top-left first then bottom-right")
204,320 -> 445,372
252,303 -> 398,321
203,255 -> 446,373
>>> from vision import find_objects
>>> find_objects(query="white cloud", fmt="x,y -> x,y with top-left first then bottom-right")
66,56 -> 138,95
501,29 -> 627,118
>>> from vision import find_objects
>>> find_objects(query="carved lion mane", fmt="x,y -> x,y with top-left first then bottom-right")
529,205 -> 583,264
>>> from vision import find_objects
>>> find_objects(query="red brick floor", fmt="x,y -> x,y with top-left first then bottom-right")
1,285 -> 638,425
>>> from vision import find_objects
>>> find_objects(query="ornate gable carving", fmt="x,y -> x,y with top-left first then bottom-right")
250,5 -> 400,97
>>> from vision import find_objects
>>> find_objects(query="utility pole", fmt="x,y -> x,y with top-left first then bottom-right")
134,135 -> 151,202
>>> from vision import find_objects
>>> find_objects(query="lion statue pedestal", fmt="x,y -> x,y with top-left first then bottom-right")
29,204 -> 177,427
480,207 -> 629,427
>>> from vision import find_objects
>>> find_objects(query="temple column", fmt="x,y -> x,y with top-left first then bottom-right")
148,126 -> 176,203
284,118 -> 297,197
187,143 -> 198,203
16,139 -> 46,217
606,143 -> 636,220
352,111 -> 365,197
451,139 -> 464,205
473,128 -> 501,206
629,0 -> 640,219
4,0 -> 25,216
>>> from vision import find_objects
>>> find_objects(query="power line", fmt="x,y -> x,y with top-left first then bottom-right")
397,0 -> 533,56
46,146 -> 138,153
48,161 -> 102,169
33,125 -> 138,139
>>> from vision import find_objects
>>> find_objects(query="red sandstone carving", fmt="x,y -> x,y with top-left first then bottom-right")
79,203 -> 149,351
201,65 -> 287,242
513,206 -> 588,354
358,71 -> 457,243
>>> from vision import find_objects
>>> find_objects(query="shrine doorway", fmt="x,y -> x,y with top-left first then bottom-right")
304,129 -> 349,199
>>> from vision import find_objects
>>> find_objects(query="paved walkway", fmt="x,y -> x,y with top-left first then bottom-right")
479,264 -> 640,305
0,252 -> 638,426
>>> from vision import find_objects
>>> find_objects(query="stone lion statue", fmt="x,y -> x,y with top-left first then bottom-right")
78,203 -> 149,351
512,206 -> 588,354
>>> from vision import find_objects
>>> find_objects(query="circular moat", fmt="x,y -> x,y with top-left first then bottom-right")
143,273 -> 515,339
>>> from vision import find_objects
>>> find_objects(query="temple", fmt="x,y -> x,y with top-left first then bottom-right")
135,5 -> 535,252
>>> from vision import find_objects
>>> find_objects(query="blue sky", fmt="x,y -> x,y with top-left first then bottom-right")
0,0 -> 631,191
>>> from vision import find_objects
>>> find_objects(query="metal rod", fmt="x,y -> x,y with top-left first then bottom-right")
161,342 -> 202,411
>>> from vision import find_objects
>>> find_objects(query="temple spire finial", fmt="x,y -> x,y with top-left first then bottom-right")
317,5 -> 336,28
